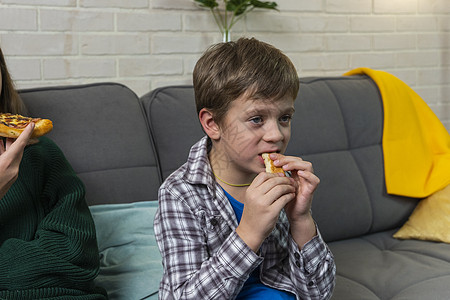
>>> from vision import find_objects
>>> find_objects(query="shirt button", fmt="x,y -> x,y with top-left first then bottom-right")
210,218 -> 218,227
295,260 -> 301,268
294,252 -> 300,260
308,281 -> 315,287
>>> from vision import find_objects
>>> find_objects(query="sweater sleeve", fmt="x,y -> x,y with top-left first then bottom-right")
0,138 -> 107,299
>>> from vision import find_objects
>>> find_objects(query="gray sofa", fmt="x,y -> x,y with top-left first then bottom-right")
18,75 -> 450,300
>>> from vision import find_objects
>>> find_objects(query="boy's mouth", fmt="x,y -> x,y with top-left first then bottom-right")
258,151 -> 280,163
259,150 -> 280,156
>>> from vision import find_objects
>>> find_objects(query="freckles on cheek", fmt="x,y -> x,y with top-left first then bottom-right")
223,128 -> 258,155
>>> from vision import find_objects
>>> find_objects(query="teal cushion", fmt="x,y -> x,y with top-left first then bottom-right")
89,201 -> 161,300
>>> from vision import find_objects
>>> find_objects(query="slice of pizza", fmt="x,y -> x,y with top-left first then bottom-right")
0,113 -> 53,139
262,153 -> 284,174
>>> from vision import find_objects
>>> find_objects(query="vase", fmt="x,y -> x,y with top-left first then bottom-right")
223,30 -> 231,42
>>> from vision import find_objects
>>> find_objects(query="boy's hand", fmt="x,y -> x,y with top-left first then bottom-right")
236,172 -> 296,252
0,123 -> 35,200
270,153 -> 319,248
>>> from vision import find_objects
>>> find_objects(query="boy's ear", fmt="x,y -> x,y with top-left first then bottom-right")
199,108 -> 220,140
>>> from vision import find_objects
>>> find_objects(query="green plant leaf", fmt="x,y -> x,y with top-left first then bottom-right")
194,0 -> 279,35
226,0 -> 251,15
194,0 -> 219,8
250,0 -> 278,10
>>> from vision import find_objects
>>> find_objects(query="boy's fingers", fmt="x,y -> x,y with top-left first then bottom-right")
271,192 -> 296,211
267,184 -> 296,202
272,154 -> 314,174
252,173 -> 291,192
297,170 -> 320,185
251,172 -> 274,187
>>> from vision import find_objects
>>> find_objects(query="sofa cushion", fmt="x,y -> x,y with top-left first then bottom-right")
20,83 -> 161,205
329,230 -> 450,300
90,201 -> 161,300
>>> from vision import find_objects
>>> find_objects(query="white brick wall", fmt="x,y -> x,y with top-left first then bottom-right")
0,0 -> 448,129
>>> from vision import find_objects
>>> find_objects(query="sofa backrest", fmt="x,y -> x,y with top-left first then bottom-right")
143,75 -> 417,242
19,83 -> 161,206
291,75 -> 416,241
141,86 -> 204,180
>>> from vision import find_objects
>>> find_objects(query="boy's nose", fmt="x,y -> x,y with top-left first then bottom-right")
263,121 -> 284,143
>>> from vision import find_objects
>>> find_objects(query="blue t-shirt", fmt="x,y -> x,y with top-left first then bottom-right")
221,188 -> 295,300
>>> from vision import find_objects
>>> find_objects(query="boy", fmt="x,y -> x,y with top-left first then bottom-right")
154,37 -> 336,299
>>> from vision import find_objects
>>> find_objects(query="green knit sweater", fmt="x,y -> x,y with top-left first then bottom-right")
0,137 -> 107,299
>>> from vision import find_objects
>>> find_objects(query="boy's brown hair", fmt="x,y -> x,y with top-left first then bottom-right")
0,47 -> 25,114
193,37 -> 299,126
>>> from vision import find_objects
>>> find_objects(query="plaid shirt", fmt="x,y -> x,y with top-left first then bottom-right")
154,137 -> 336,300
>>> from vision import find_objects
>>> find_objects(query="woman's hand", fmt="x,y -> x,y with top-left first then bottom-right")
236,172 -> 296,252
0,123 -> 34,199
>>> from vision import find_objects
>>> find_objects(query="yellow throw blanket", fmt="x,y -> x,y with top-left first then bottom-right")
344,68 -> 450,198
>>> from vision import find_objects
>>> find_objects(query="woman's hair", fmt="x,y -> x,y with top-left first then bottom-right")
0,47 -> 25,114
193,37 -> 299,125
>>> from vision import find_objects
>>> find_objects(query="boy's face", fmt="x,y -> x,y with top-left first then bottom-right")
214,93 -> 295,177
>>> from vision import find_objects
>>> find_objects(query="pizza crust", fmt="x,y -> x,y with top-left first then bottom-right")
0,115 -> 53,139
31,118 -> 53,138
262,153 -> 284,174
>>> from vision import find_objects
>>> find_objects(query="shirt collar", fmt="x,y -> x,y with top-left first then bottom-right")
185,136 -> 216,188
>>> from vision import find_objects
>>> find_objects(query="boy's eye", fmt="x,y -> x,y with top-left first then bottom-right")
250,117 -> 263,124
280,115 -> 292,123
